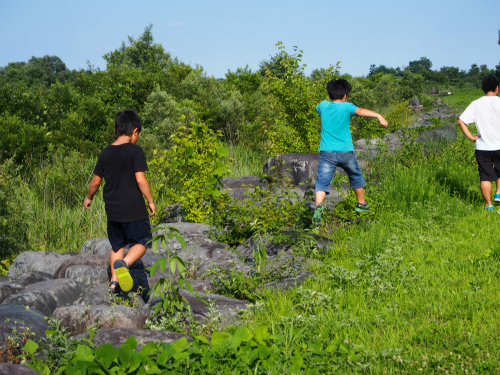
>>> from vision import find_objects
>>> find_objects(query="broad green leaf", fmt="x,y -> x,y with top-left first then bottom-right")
22,339 -> 38,355
211,332 -> 230,345
74,345 -> 95,362
194,335 -> 209,344
234,326 -> 253,342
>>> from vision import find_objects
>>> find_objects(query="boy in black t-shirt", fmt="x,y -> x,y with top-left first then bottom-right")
83,110 -> 156,294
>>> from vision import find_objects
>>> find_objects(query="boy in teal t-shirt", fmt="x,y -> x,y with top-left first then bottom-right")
313,79 -> 388,226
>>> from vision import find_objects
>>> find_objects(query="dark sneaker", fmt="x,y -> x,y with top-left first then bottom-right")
494,193 -> 500,203
485,205 -> 494,212
355,201 -> 371,213
312,204 -> 326,227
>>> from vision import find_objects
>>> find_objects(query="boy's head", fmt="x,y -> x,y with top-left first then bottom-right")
481,75 -> 500,94
115,109 -> 142,137
327,79 -> 352,100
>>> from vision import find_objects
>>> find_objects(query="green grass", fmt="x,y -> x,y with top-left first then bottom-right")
241,135 -> 500,372
443,89 -> 484,108
225,142 -> 269,178
4,90 -> 500,372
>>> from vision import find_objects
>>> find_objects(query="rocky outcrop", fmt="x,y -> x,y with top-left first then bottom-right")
0,220 -> 319,363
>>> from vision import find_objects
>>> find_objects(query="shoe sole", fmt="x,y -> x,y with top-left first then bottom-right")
355,208 -> 370,213
113,260 -> 133,292
494,198 -> 500,203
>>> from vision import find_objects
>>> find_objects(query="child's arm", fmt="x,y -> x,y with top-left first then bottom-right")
83,175 -> 102,209
457,119 -> 480,142
354,108 -> 388,127
135,172 -> 156,217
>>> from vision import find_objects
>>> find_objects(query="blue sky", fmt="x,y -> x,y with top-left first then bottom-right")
1,0 -> 499,78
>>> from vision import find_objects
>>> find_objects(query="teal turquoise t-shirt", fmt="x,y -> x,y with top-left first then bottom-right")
316,100 -> 358,151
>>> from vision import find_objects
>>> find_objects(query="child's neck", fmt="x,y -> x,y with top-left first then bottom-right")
112,134 -> 133,145
332,94 -> 347,103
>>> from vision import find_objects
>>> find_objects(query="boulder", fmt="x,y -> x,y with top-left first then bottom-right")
7,252 -> 79,278
5,271 -> 53,287
54,254 -> 109,279
0,305 -> 49,348
418,125 -> 457,145
2,279 -> 86,316
257,271 -> 315,291
263,153 -> 321,186
80,238 -> 112,255
0,364 -> 41,375
65,265 -> 108,286
221,176 -> 265,189
433,98 -> 444,106
74,328 -> 192,349
0,283 -> 23,304
410,97 -> 420,106
52,305 -> 151,335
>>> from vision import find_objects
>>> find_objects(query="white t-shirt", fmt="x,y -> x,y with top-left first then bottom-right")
459,95 -> 500,151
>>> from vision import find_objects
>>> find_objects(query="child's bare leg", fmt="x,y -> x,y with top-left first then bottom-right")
496,178 -> 500,194
480,181 -> 492,206
110,247 -> 125,287
123,244 -> 147,268
354,187 -> 366,204
315,191 -> 327,206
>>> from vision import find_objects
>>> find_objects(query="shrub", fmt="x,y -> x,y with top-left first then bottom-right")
147,119 -> 230,223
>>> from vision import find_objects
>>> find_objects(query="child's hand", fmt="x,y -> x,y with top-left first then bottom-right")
83,197 -> 92,209
378,115 -> 388,127
148,201 -> 156,216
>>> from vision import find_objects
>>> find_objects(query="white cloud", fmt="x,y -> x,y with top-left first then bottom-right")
170,22 -> 183,28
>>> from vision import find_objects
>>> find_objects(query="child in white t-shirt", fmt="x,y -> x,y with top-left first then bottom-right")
458,75 -> 500,211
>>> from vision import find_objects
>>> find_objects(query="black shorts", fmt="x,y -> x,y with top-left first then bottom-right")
107,218 -> 152,252
475,149 -> 500,181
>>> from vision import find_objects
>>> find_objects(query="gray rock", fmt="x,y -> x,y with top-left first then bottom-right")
263,153 -> 321,186
7,252 -> 78,278
152,223 -> 211,239
257,271 -> 315,291
5,271 -> 54,287
433,98 -> 444,106
52,305 -> 151,335
80,238 -> 112,255
65,265 -> 108,286
54,254 -> 109,278
410,97 -> 420,106
0,283 -> 23,304
2,279 -> 86,315
221,176 -> 265,189
0,363 -> 41,375
418,125 -> 457,145
76,283 -> 111,306
74,328 -> 192,349
0,305 -> 48,349
175,237 -> 250,278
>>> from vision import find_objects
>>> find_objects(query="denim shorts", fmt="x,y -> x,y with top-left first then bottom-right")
107,218 -> 152,252
315,151 -> 366,194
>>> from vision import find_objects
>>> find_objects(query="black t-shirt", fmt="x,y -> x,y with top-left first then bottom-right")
94,143 -> 149,222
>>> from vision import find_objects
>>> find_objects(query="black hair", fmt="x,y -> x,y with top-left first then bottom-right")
115,109 -> 142,136
326,79 -> 352,100
482,74 -> 500,94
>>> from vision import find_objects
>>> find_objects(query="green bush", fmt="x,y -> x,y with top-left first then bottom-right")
147,120 -> 230,223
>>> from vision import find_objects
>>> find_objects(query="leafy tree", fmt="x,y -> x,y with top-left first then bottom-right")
264,42 -> 340,154
368,64 -> 402,77
103,24 -> 171,72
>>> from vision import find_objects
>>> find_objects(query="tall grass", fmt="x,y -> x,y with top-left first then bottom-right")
243,134 -> 500,371
225,142 -> 268,178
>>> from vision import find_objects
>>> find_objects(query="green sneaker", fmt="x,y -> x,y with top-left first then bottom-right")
355,201 -> 371,213
312,204 -> 326,227
485,205 -> 494,212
